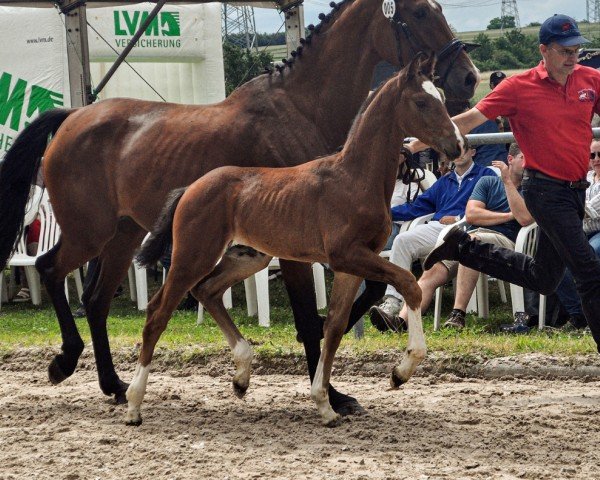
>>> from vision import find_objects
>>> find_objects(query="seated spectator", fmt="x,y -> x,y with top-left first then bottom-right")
369,148 -> 495,331
585,139 -> 600,256
375,143 -> 530,331
489,71 -> 507,89
443,143 -> 533,329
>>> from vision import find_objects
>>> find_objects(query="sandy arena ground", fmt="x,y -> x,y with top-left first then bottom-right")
1,356 -> 600,480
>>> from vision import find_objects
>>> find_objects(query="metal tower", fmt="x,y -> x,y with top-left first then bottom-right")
222,3 -> 258,51
587,0 -> 600,23
500,0 -> 520,31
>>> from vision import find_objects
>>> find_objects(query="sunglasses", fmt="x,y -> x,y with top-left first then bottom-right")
591,152 -> 600,159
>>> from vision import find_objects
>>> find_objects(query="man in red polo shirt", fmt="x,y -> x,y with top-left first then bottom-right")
422,14 -> 600,348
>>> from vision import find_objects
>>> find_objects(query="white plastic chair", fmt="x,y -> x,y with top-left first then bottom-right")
433,222 -> 545,330
237,258 -> 327,328
1,193 -> 83,307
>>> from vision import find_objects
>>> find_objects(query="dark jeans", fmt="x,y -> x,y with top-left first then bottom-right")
456,176 -> 600,351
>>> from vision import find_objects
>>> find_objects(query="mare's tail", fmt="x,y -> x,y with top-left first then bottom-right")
136,187 -> 188,268
0,108 -> 72,268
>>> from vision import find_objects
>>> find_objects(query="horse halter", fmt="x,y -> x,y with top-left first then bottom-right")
389,5 -> 466,88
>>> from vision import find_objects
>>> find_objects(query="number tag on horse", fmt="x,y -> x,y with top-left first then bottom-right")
382,0 -> 395,19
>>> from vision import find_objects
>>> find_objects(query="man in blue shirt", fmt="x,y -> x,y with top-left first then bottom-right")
373,144 -> 529,332
370,148 -> 495,331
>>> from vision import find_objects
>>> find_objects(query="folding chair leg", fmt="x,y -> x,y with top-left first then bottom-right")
255,267 -> 270,327
475,273 -> 489,319
538,294 -> 546,330
74,269 -> 84,302
128,265 -> 137,303
498,280 -> 508,303
134,265 -> 148,310
312,263 -> 327,310
433,286 -> 443,331
244,276 -> 258,317
24,266 -> 42,305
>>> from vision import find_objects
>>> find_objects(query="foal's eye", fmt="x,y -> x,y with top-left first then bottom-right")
415,100 -> 427,109
413,7 -> 427,19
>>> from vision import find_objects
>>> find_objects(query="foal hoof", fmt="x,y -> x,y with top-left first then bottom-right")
233,381 -> 248,399
324,414 -> 343,428
390,368 -> 407,389
125,417 -> 143,427
48,357 -> 71,385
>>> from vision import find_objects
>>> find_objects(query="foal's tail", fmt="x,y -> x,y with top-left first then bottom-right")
0,108 -> 72,268
136,187 -> 188,268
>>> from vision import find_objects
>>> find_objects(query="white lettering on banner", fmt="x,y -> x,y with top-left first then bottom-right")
0,133 -> 14,154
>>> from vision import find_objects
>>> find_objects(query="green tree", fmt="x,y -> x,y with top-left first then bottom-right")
222,43 -> 273,96
470,33 -> 494,64
487,16 -> 515,30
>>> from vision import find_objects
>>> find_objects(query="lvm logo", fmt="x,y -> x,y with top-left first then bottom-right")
0,71 -> 64,153
114,11 -> 181,37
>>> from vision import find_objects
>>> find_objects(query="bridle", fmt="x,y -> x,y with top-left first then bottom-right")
389,3 -> 467,88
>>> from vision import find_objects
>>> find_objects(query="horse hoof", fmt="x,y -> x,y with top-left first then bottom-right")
329,388 -> 365,416
125,417 -> 143,427
324,414 -> 343,428
390,369 -> 406,389
233,382 -> 248,399
48,357 -> 70,385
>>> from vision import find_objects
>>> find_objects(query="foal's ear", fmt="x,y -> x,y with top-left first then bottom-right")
418,51 -> 437,80
406,51 -> 427,79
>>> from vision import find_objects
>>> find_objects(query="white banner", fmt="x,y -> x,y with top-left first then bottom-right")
0,7 -> 69,160
88,3 -> 217,62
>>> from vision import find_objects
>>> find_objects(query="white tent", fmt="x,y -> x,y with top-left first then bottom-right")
0,2 -> 225,159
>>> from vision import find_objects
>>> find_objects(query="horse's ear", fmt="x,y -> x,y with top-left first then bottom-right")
406,51 -> 427,79
419,51 -> 437,80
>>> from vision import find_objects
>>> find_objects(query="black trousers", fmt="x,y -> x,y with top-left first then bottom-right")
456,176 -> 600,351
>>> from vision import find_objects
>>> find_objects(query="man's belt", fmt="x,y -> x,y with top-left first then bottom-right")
523,169 -> 590,190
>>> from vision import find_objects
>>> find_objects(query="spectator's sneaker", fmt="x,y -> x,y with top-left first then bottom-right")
500,311 -> 531,334
13,287 -> 30,303
443,309 -> 466,330
369,295 -> 405,332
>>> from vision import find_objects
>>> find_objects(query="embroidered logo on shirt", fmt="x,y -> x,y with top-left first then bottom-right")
578,89 -> 596,102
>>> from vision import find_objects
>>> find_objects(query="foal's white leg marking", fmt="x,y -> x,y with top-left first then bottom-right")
125,363 -> 150,424
232,339 -> 253,395
310,358 -> 340,425
391,307 -> 427,388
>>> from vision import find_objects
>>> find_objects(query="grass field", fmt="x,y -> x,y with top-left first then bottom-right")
0,271 -> 595,359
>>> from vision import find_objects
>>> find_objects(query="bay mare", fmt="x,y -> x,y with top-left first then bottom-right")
129,53 -> 465,426
0,0 -> 477,412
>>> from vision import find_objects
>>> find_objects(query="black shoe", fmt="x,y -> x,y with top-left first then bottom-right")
500,312 -> 530,334
423,225 -> 467,271
443,309 -> 466,330
566,314 -> 588,330
73,304 -> 86,318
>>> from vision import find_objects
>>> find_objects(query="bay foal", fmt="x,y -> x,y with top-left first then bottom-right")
128,53 -> 465,426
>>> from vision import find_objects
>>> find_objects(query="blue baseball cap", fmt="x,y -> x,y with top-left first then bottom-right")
539,14 -> 590,46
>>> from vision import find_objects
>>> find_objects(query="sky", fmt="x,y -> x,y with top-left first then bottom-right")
252,0 -> 589,35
